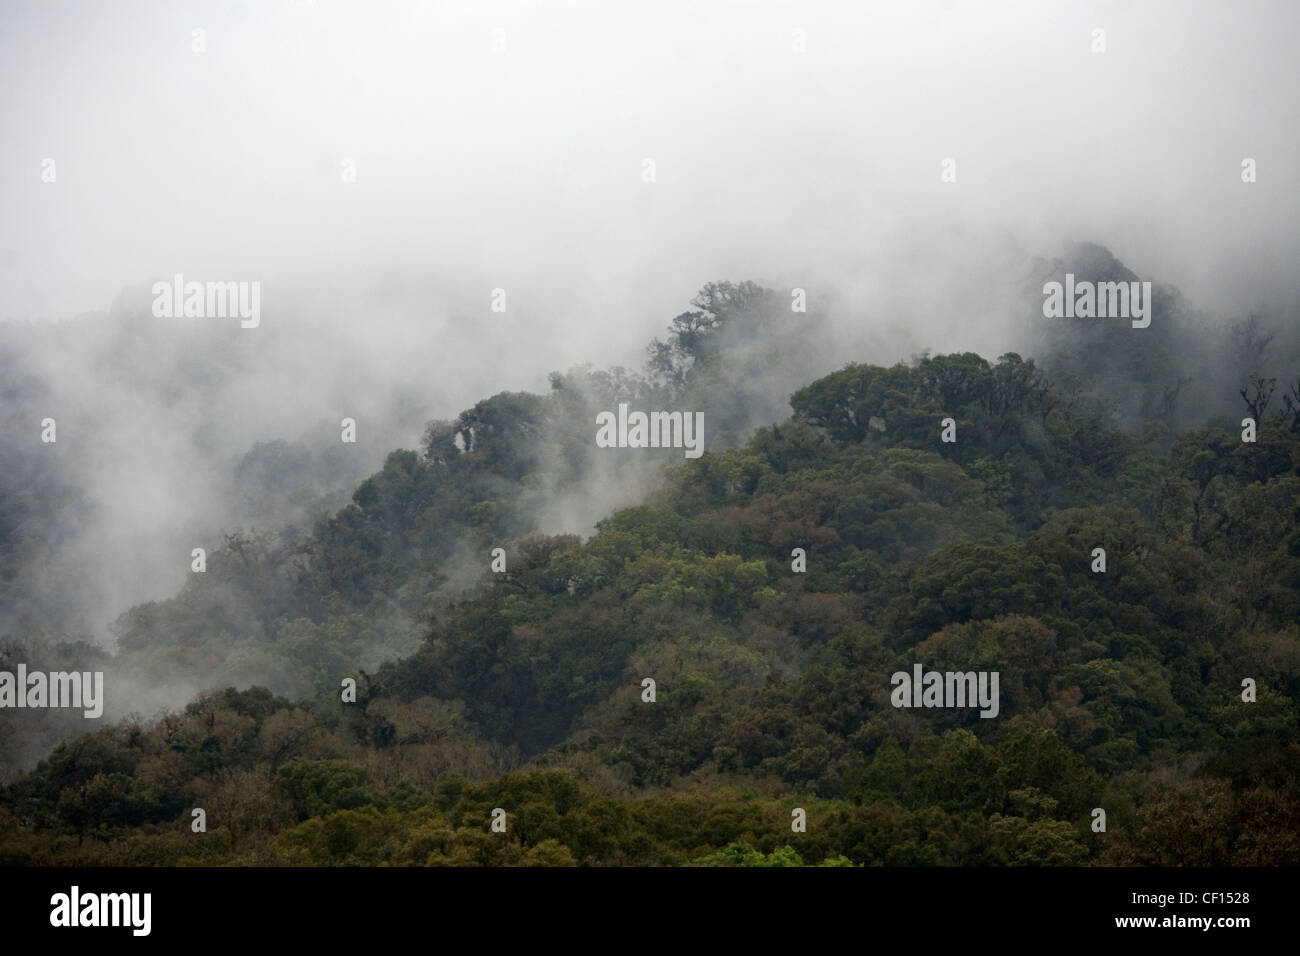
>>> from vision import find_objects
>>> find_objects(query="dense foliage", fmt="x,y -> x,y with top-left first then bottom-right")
2,271 -> 1299,866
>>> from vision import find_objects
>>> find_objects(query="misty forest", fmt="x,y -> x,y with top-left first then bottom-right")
2,249 -> 1299,866
2,4 -> 1298,870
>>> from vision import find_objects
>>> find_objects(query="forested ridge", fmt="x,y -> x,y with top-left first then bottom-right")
2,267 -> 1299,866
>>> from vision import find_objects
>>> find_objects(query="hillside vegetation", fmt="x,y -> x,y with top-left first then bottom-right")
3,272 -> 1299,866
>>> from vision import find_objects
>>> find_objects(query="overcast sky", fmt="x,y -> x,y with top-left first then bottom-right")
3,1 -> 1297,348
2,0 -> 1298,638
